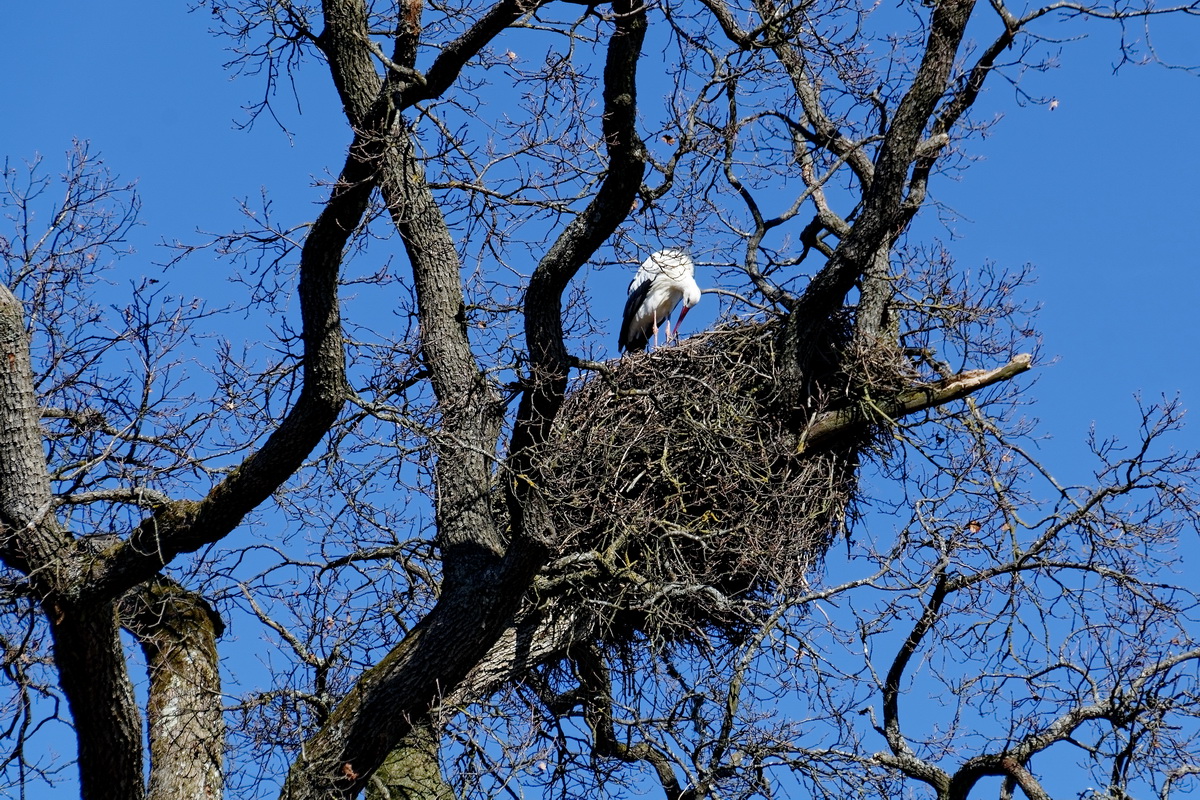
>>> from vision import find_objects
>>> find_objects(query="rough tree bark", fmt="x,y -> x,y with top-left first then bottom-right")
123,580 -> 225,800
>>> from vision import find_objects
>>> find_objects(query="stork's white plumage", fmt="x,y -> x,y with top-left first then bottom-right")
618,249 -> 702,353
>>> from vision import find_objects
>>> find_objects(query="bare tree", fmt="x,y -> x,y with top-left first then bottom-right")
1,1 -> 1199,799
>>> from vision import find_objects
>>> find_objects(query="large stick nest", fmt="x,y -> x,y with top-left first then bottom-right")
534,320 -> 895,644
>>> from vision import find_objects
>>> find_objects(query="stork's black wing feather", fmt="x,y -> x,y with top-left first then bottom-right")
618,278 -> 653,352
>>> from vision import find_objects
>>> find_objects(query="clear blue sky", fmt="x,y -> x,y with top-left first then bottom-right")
927,28 -> 1200,475
2,1 -> 1199,795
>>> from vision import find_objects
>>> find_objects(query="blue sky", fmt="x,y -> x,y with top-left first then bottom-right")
929,32 -> 1200,474
3,1 -> 1199,796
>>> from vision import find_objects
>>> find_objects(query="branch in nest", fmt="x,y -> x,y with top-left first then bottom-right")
800,353 -> 1032,451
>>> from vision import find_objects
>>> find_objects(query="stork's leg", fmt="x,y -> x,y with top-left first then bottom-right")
652,311 -> 660,348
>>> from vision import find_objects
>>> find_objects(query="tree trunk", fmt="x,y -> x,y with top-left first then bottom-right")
49,602 -> 146,800
2,282 -> 146,798
124,580 -> 226,800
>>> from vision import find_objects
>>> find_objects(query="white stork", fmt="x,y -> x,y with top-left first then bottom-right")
618,248 -> 702,353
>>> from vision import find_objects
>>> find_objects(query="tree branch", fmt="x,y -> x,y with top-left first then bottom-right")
508,0 -> 649,461
799,353 -> 1032,450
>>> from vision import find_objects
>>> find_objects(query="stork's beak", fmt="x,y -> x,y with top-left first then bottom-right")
673,304 -> 692,342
